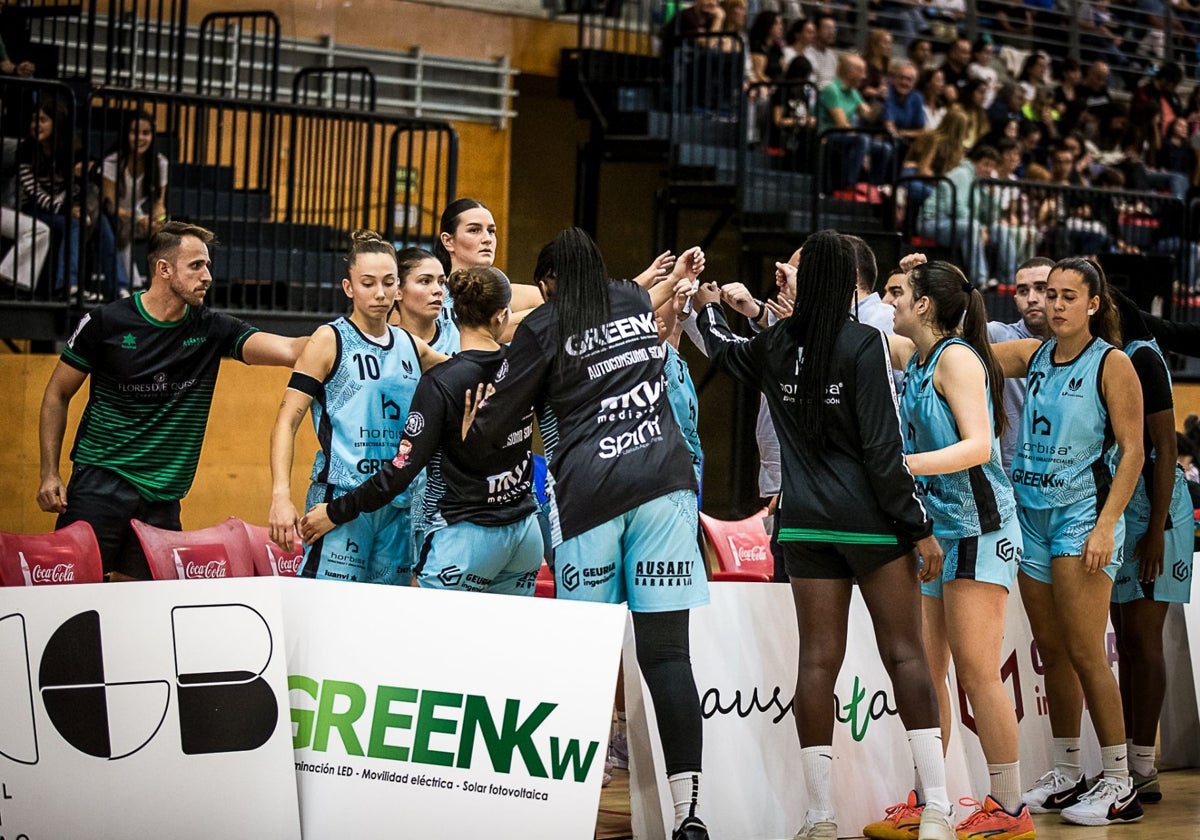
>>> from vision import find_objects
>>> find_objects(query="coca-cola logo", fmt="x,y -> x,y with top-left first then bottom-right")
734,544 -> 768,565
274,553 -> 302,576
184,559 -> 228,579
31,563 -> 76,584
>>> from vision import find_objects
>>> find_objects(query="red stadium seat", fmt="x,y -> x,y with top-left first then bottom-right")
0,521 -> 104,585
239,520 -> 304,576
534,563 -> 555,598
699,509 -> 774,582
131,517 -> 256,580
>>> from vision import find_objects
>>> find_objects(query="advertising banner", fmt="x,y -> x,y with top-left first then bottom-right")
281,578 -> 626,840
627,583 -> 975,840
0,578 -> 301,839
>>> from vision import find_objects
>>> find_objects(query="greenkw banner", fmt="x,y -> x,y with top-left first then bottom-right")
280,577 -> 625,839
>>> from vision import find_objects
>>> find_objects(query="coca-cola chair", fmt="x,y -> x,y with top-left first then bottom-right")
0,521 -> 104,585
698,508 -> 775,583
130,517 -> 256,581
238,520 -> 304,577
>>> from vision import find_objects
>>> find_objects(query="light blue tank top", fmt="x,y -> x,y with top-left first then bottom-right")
1011,336 -> 1116,509
311,317 -> 423,507
1122,337 -> 1188,527
430,318 -> 461,356
900,337 -> 1014,538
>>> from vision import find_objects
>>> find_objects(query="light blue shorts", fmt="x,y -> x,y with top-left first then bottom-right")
554,490 -> 710,613
1112,471 -> 1195,604
417,514 -> 544,596
1017,500 -> 1124,586
302,483 -> 413,586
921,516 -> 1023,598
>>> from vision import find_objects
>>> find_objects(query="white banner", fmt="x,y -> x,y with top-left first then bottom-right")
0,578 -> 301,839
627,583 -> 975,840
281,577 -> 626,840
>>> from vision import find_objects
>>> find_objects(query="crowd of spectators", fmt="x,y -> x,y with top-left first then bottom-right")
665,0 -> 1200,287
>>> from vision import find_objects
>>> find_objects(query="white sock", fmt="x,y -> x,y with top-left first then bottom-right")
667,771 -> 700,829
1100,743 -> 1129,784
1130,744 -> 1157,778
1053,736 -> 1082,780
907,728 -> 950,814
800,746 -> 835,822
987,762 -> 1022,813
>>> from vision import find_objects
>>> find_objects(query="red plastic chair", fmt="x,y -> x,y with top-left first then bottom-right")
239,520 -> 304,577
534,563 -> 556,598
130,517 -> 256,580
0,521 -> 104,585
698,508 -> 775,582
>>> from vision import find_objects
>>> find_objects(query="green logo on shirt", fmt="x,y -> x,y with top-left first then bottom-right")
121,333 -> 137,350
183,336 -> 208,347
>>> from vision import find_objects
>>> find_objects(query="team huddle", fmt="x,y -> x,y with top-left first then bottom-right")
34,200 -> 1193,840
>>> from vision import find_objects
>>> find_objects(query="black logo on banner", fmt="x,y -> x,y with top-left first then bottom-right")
1,605 -> 279,764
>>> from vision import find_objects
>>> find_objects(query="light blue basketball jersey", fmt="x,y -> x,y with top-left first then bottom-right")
900,337 -> 1014,538
1122,338 -> 1188,530
664,344 -> 703,487
430,318 -> 461,355
1011,337 -> 1116,510
310,318 -> 423,507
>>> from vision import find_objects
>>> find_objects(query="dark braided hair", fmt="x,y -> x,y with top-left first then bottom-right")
908,260 -> 1007,437
785,230 -> 855,440
551,227 -> 610,367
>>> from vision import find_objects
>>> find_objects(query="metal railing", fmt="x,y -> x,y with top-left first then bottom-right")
292,66 -> 376,111
196,10 -> 281,102
0,77 -> 458,338
33,2 -> 517,127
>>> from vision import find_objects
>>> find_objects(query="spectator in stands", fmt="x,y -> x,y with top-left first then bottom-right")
967,37 -> 999,108
17,97 -> 117,301
987,81 -> 1026,133
0,33 -> 33,78
883,61 -> 927,153
953,78 -> 991,150
860,28 -> 893,104
102,110 -> 168,300
671,0 -> 726,39
805,14 -> 842,90
817,54 -> 881,188
1042,142 -> 1120,256
720,0 -> 750,55
1157,117 -> 1198,189
38,222 -> 310,580
983,138 -> 1042,285
1118,126 -> 1190,199
1015,51 -> 1049,103
918,65 -> 950,129
1017,118 -> 1044,170
879,0 -> 932,41
1077,61 -> 1115,130
1022,84 -> 1062,145
771,60 -> 818,167
1077,0 -> 1132,74
927,0 -> 967,38
940,38 -> 972,101
1131,62 -> 1184,156
979,0 -> 1033,41
1054,57 -> 1083,132
907,36 -> 934,75
781,17 -> 815,75
1137,0 -> 1196,68
749,11 -> 786,83
0,129 -> 48,296
914,109 -> 991,284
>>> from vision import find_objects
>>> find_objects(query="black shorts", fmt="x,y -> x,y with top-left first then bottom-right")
781,537 -> 914,580
56,464 -> 181,580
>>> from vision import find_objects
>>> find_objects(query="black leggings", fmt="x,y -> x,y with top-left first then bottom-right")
631,609 -> 702,775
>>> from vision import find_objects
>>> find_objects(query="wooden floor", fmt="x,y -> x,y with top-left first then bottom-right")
596,768 -> 1200,839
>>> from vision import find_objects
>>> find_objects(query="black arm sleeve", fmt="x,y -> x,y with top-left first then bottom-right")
326,377 -> 447,525
854,330 -> 933,543
1142,310 -> 1200,358
696,303 -> 762,388
1129,345 -> 1174,416
472,320 -> 550,450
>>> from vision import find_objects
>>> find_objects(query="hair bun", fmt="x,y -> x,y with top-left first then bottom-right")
350,229 -> 385,245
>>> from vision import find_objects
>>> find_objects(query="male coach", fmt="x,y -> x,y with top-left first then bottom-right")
38,221 -> 308,580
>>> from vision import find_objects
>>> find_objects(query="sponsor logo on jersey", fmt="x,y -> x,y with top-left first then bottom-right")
1010,468 -> 1065,488
597,379 -> 663,423
995,538 -> 1020,563
66,312 -> 92,348
381,395 -> 402,420
486,457 -> 530,502
581,562 -> 617,588
564,312 -> 656,358
495,359 -> 509,382
633,559 -> 696,587
1068,376 -> 1083,391
1030,410 -> 1052,437
121,332 -> 137,350
183,336 -> 207,347
1173,559 -> 1192,582
438,565 -> 464,587
559,563 -> 580,592
598,417 -> 662,459
405,412 -> 425,436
